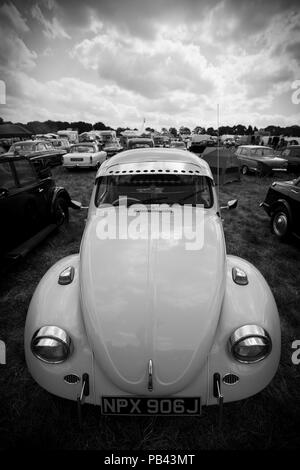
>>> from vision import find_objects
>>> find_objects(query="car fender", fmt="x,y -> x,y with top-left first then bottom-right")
207,255 -> 281,405
50,186 -> 72,214
270,198 -> 293,224
24,254 -> 95,403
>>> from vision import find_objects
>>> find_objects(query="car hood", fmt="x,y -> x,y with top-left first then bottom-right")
80,209 -> 226,394
256,156 -> 287,166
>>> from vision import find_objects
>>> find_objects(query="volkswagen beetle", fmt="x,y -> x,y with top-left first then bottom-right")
25,148 -> 280,417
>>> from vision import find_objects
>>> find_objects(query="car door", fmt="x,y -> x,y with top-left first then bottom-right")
289,180 -> 300,234
0,160 -> 24,254
12,159 -> 50,239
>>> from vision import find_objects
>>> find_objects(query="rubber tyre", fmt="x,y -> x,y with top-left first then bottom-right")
52,196 -> 69,226
271,207 -> 290,241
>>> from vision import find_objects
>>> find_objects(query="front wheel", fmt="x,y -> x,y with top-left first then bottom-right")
52,196 -> 69,226
241,165 -> 248,175
271,207 -> 290,240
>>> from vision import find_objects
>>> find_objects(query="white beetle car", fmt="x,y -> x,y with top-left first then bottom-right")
25,148 -> 280,418
62,142 -> 107,169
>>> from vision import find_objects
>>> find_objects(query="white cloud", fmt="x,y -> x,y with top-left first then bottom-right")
31,3 -> 70,39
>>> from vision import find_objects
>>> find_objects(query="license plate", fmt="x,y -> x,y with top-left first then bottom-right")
71,158 -> 83,161
101,396 -> 201,416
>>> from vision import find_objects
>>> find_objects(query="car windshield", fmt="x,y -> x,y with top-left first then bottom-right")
261,148 -> 275,157
10,143 -> 34,152
95,173 -> 213,207
172,142 -> 185,148
71,145 -> 95,153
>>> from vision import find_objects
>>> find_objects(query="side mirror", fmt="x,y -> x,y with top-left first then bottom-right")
221,199 -> 238,210
70,200 -> 89,210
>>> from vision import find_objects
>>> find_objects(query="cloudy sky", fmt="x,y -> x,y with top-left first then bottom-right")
0,0 -> 300,129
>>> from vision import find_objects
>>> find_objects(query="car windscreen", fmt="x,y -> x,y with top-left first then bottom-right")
10,143 -> 34,152
71,145 -> 95,153
129,142 -> 153,148
261,148 -> 275,157
95,174 -> 213,207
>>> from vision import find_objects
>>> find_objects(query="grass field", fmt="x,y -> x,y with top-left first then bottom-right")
0,165 -> 300,450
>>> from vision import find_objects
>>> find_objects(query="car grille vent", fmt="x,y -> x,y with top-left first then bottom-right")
64,374 -> 80,384
222,373 -> 239,385
107,169 -> 202,175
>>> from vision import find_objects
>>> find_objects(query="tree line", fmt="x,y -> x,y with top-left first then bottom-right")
1,117 -> 300,137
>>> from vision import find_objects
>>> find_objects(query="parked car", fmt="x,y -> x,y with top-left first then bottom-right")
25,148 -> 280,417
170,140 -> 186,150
235,145 -> 287,176
48,138 -> 71,153
260,176 -> 300,240
0,156 -> 79,260
103,140 -> 123,159
62,143 -> 107,169
4,140 -> 64,168
127,138 -> 154,149
277,145 -> 300,173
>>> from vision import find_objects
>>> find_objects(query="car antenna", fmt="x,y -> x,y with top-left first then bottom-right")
217,103 -> 220,198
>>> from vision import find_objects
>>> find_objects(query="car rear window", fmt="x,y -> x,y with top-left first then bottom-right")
95,174 -> 213,208
71,145 -> 95,153
0,162 -> 16,189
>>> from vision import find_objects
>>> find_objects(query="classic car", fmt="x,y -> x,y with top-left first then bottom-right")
170,140 -> 186,150
62,143 -> 107,169
48,138 -> 71,153
127,138 -> 154,149
103,140 -> 123,159
235,145 -> 287,176
260,176 -> 300,240
4,140 -> 64,168
277,145 -> 300,173
25,148 -> 280,419
0,156 -> 78,260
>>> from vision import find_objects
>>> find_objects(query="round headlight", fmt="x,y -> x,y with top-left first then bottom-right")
229,325 -> 272,363
31,326 -> 72,364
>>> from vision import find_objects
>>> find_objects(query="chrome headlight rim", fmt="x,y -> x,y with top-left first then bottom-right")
31,326 -> 72,364
229,324 -> 272,364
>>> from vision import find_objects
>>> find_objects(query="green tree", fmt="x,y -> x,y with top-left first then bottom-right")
169,127 -> 178,137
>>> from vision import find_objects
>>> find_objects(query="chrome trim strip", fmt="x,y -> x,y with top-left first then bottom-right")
148,359 -> 153,392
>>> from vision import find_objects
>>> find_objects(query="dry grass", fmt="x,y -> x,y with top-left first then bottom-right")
0,166 -> 300,450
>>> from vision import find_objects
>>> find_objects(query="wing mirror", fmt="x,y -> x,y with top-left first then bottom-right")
0,187 -> 8,198
221,199 -> 238,210
70,200 -> 89,210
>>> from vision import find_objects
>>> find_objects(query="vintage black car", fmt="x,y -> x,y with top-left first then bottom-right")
277,145 -> 300,173
0,156 -> 78,260
3,140 -> 64,168
260,177 -> 300,240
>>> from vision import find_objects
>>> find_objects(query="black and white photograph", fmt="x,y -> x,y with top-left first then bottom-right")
0,0 -> 300,457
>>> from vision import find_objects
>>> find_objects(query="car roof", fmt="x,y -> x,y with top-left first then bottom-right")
96,148 -> 213,179
0,155 -> 29,163
238,145 -> 273,149
12,140 -> 49,145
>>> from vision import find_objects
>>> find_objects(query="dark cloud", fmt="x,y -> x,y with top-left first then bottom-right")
285,41 -> 300,65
